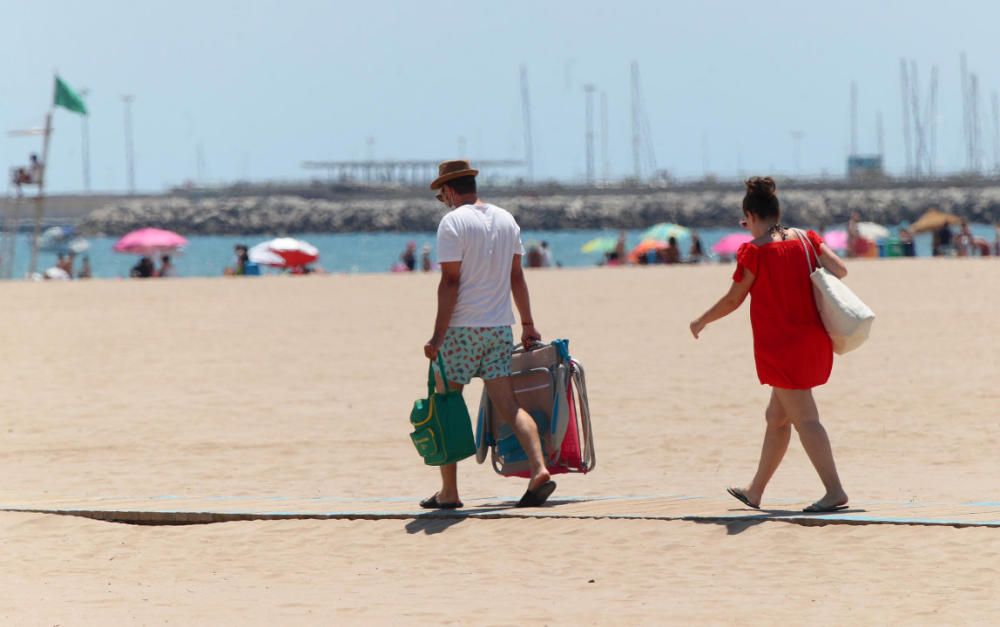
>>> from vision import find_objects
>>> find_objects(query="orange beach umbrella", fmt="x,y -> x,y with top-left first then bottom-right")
910,209 -> 962,234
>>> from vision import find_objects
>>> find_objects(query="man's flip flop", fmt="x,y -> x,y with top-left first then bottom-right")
419,495 -> 463,510
516,480 -> 557,508
802,502 -> 849,513
726,487 -> 760,510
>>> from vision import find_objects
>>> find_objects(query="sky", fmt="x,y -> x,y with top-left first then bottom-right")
3,0 -> 1000,193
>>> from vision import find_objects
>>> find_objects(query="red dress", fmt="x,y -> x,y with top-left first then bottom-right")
733,230 -> 833,389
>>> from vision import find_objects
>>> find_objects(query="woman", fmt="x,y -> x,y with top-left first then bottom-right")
689,177 -> 849,513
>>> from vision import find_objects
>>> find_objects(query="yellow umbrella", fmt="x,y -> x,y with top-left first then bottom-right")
581,236 -> 618,254
910,209 -> 962,233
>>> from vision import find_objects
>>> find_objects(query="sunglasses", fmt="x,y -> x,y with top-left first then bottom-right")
739,218 -> 749,228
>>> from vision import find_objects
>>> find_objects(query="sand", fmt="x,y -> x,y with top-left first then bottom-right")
0,258 -> 997,624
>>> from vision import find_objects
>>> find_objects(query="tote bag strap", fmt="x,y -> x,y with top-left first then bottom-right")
428,353 -> 452,395
794,228 -> 820,272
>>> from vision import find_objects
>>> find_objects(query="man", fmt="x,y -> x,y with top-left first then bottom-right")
422,160 -> 555,509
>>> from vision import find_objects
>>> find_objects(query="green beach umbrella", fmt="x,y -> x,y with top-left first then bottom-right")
580,236 -> 618,254
641,222 -> 690,242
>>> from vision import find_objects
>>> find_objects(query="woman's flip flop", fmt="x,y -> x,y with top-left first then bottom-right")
419,494 -> 463,509
802,502 -> 849,513
726,487 -> 761,510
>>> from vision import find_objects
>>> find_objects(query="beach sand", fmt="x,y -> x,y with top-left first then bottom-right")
0,259 -> 997,624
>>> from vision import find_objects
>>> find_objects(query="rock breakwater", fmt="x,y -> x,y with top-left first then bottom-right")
78,186 -> 1000,235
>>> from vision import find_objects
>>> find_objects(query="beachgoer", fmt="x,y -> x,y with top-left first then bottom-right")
421,244 -> 433,272
57,253 -> 75,278
225,244 -> 249,276
994,224 -> 1000,256
422,159 -> 555,509
525,243 -> 544,268
130,256 -> 155,278
77,255 -> 92,279
662,236 -> 681,264
29,154 -> 43,182
688,231 -> 704,263
401,241 -> 417,272
608,230 -> 627,265
540,241 -> 554,268
955,220 -> 974,257
934,222 -> 953,256
158,255 -> 176,277
899,228 -> 916,257
689,176 -> 849,513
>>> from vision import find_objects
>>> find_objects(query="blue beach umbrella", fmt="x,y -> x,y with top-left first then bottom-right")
640,222 -> 690,242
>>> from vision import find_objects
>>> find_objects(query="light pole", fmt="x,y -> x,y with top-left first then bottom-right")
583,83 -> 595,185
80,88 -> 91,192
122,95 -> 135,194
791,131 -> 804,176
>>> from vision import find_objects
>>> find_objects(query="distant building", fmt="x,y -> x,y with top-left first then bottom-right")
847,155 -> 884,182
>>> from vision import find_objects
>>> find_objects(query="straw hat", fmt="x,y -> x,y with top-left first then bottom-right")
430,159 -> 479,190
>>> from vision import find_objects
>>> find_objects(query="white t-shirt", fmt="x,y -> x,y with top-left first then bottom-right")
436,202 -> 525,327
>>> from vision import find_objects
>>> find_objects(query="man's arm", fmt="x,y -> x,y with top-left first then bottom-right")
424,261 -> 461,359
510,254 -> 541,346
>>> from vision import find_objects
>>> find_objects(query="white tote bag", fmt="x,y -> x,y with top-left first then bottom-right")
795,229 -> 875,355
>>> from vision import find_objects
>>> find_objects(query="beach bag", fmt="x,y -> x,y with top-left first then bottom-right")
796,229 -> 875,355
475,339 -> 595,477
409,355 -> 476,466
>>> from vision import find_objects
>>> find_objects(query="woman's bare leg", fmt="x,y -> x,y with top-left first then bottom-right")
739,389 -> 792,506
774,387 -> 848,507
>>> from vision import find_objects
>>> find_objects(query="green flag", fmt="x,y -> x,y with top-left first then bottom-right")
54,76 -> 88,115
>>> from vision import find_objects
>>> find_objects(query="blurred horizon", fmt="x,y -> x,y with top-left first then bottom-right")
4,0 -> 1000,193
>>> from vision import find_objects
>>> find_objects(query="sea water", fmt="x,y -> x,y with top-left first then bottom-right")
8,223 -> 997,279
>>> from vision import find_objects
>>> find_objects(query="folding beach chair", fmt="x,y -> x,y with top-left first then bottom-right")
475,339 -> 595,478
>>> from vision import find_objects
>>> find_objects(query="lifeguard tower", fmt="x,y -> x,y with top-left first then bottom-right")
2,75 -> 88,279
2,114 -> 52,279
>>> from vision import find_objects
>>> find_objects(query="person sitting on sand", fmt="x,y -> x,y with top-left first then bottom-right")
688,231 -> 704,263
660,236 -> 681,264
224,245 -> 250,276
130,256 -> 155,278
157,255 -> 176,278
689,176 -> 850,513
421,244 -> 433,272
422,159 -> 555,509
607,230 -> 626,266
401,241 -> 417,272
77,255 -> 92,279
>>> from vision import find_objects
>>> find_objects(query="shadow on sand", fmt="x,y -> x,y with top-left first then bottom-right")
404,495 -> 598,534
693,507 -> 869,535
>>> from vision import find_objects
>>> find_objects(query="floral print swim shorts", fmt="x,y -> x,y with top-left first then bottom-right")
438,326 -> 513,385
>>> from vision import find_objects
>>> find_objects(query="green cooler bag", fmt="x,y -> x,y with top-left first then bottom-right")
409,355 -> 476,466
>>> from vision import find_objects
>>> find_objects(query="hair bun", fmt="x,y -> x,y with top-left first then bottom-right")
745,176 -> 776,197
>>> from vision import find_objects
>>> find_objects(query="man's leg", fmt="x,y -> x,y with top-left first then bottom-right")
483,376 -> 551,491
426,327 -> 473,507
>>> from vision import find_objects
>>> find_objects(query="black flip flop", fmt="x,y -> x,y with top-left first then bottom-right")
726,487 -> 760,510
516,480 -> 557,508
802,502 -> 849,513
419,494 -> 463,510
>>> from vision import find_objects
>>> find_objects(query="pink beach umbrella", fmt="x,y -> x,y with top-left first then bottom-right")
823,230 -> 848,251
249,237 -> 319,268
712,233 -> 753,256
113,227 -> 187,256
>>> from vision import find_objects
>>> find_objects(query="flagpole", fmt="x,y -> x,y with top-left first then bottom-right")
28,76 -> 55,277
80,88 -> 91,193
